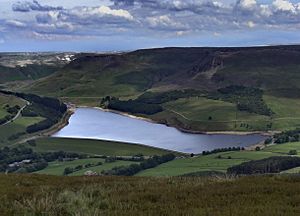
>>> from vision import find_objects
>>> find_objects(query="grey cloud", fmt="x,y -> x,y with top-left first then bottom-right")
12,0 -> 63,12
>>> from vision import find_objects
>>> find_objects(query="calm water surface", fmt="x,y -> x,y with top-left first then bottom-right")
53,108 -> 267,153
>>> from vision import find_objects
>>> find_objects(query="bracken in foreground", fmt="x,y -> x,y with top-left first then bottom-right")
0,174 -> 299,215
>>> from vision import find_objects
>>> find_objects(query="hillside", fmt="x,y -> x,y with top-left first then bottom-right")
24,46 -> 300,132
0,174 -> 299,216
0,53 -> 76,88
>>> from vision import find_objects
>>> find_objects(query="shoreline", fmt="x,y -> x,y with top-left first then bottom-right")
41,105 -> 273,153
77,105 -> 274,136
15,108 -> 75,145
48,136 -> 187,156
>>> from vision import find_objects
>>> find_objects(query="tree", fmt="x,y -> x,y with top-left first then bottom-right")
63,167 -> 74,175
288,150 -> 298,155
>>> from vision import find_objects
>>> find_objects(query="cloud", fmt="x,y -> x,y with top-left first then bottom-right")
146,15 -> 187,30
30,5 -> 135,38
237,0 -> 257,10
5,0 -> 300,42
67,6 -> 134,21
36,11 -> 60,24
12,0 -> 63,12
5,20 -> 27,28
247,21 -> 255,28
272,0 -> 297,13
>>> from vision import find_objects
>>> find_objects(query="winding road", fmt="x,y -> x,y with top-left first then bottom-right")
1,100 -> 30,126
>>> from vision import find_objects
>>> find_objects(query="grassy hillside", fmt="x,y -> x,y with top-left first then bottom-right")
35,158 -> 139,176
25,46 -> 300,132
0,174 -> 299,216
31,137 -> 179,156
0,93 -> 26,118
27,46 -> 300,97
27,137 -> 300,177
137,142 -> 300,176
0,52 -> 75,85
0,64 -> 58,84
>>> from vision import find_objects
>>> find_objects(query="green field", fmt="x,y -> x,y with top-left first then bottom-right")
69,160 -> 138,176
35,158 -> 139,176
31,137 -> 180,156
281,166 -> 300,174
0,93 -> 26,118
156,97 -> 270,131
263,142 -> 300,155
136,151 -> 280,176
137,142 -> 300,176
35,158 -> 105,175
0,116 -> 44,145
264,95 -> 300,130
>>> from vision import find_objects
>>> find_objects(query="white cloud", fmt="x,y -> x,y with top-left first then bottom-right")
146,15 -> 187,30
247,21 -> 255,28
5,20 -> 27,28
238,0 -> 257,9
213,32 -> 221,37
69,6 -> 133,21
272,0 -> 296,13
259,5 -> 273,17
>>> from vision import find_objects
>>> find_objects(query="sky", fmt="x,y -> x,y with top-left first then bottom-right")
0,0 -> 300,51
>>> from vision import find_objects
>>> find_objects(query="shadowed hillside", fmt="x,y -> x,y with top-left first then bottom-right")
26,46 -> 300,98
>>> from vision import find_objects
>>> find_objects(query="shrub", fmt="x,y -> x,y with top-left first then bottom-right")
288,150 -> 298,155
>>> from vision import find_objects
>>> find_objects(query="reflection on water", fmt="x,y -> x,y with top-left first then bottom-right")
53,108 -> 267,153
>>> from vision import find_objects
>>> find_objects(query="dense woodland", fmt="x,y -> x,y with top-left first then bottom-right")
0,145 -> 86,173
227,156 -> 300,175
100,86 -> 273,117
202,146 -> 244,155
274,129 -> 300,144
102,96 -> 163,115
207,85 -> 273,116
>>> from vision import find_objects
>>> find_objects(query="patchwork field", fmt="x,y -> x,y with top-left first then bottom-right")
28,137 -> 300,177
157,96 -> 270,131
137,142 -> 299,176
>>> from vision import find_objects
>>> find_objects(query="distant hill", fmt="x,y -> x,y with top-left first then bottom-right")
0,53 -> 76,84
24,46 -> 300,132
25,46 -> 300,98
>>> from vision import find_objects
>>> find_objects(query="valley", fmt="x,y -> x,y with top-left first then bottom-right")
0,46 -> 300,178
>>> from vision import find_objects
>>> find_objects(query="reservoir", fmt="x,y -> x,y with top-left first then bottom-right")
53,108 -> 267,153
